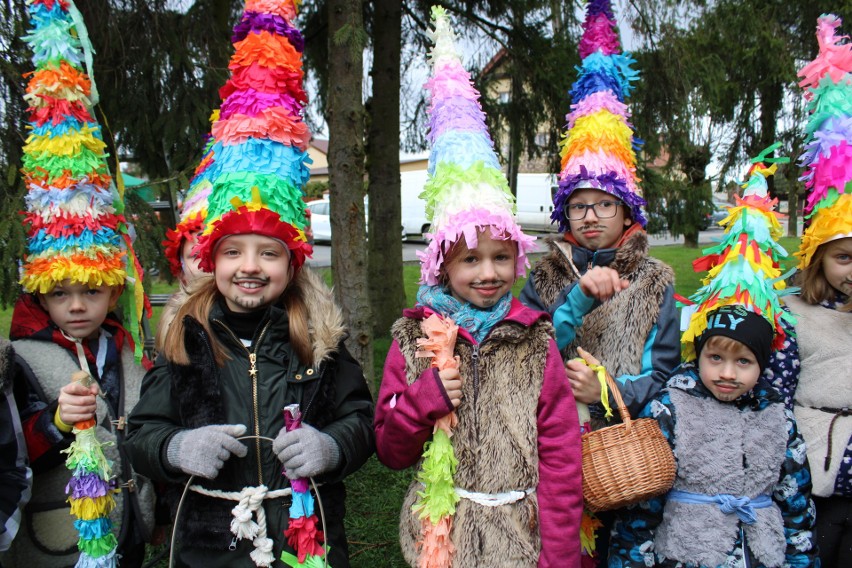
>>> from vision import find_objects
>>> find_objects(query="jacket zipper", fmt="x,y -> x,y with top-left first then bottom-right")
213,319 -> 272,487
471,344 -> 480,444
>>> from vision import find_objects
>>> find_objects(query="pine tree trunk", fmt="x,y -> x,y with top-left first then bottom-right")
327,0 -> 374,389
367,0 -> 406,336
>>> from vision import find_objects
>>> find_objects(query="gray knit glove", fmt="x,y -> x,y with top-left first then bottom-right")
166,424 -> 248,479
272,424 -> 341,479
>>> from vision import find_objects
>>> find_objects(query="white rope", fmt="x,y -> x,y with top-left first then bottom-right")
187,484 -> 292,567
454,486 -> 535,507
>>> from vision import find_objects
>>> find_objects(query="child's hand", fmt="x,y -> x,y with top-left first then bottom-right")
578,266 -> 629,301
57,381 -> 99,425
439,368 -> 462,409
565,348 -> 603,404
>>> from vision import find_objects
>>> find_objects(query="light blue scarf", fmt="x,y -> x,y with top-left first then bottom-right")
416,285 -> 511,343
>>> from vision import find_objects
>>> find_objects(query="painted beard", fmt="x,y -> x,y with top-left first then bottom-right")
232,277 -> 270,310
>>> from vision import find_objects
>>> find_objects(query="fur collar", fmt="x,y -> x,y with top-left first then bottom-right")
546,226 -> 649,277
297,268 -> 347,365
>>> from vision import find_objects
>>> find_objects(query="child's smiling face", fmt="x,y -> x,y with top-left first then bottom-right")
214,234 -> 293,313
38,280 -> 121,340
443,231 -> 516,309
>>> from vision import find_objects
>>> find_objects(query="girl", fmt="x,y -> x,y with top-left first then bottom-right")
375,229 -> 583,567
125,232 -> 375,567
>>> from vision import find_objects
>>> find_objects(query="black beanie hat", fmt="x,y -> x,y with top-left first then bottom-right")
695,305 -> 774,372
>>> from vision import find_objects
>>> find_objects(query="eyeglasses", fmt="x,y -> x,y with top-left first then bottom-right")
564,200 -> 623,221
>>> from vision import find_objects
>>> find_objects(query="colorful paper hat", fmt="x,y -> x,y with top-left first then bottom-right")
551,0 -> 645,232
680,146 -> 795,362
193,0 -> 313,272
418,5 -> 535,285
796,14 -> 852,269
19,0 -> 147,349
163,134 -> 216,277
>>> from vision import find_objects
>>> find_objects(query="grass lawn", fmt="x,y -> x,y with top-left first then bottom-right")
3,236 -> 801,567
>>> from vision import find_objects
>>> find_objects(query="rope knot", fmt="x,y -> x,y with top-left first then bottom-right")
717,494 -> 758,524
230,485 -> 269,541
249,536 -> 275,567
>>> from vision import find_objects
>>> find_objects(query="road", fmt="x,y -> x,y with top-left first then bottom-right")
305,228 -> 729,268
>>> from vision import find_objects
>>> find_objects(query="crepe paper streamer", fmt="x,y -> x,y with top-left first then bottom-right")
795,14 -> 852,268
418,6 -> 534,285
580,510 -> 604,558
410,313 -> 461,568
570,358 -> 613,420
552,0 -> 645,231
280,404 -> 330,568
680,148 -> 796,362
20,0 -> 148,362
192,0 -> 314,273
61,369 -> 118,568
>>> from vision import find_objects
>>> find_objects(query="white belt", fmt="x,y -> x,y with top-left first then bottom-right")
455,487 -> 535,507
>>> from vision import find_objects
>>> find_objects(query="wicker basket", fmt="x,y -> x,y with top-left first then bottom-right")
581,371 -> 676,512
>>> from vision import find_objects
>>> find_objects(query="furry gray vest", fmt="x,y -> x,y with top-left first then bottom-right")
656,387 -> 787,567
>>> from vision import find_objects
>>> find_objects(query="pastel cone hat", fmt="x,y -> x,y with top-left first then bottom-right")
193,0 -> 313,272
551,0 -> 645,231
163,133 -> 216,277
680,146 -> 795,362
796,14 -> 852,270
19,0 -> 147,353
418,5 -> 535,285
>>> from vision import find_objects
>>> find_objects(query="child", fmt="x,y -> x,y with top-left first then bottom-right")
608,305 -> 818,567
124,3 -> 374,566
768,15 -> 852,566
6,1 -> 155,565
374,8 -> 582,567
609,157 -> 818,567
0,338 -> 30,554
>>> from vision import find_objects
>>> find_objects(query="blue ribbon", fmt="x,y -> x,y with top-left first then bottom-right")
667,489 -> 772,525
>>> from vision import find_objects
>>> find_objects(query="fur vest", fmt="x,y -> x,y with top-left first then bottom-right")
656,388 -> 787,567
393,314 -> 552,567
531,231 -> 673,378
785,294 -> 852,497
6,339 -> 153,568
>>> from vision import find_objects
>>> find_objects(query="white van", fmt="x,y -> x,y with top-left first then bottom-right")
400,170 -> 431,239
514,173 -> 559,232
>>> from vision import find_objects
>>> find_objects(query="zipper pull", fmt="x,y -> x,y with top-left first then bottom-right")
229,536 -> 238,551
248,353 -> 258,380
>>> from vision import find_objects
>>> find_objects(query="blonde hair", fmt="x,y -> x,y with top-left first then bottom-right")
795,241 -> 852,312
701,335 -> 749,355
437,231 -> 518,286
162,271 -> 313,366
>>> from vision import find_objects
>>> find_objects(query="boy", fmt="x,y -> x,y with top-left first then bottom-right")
608,304 -> 818,567
7,284 -> 155,567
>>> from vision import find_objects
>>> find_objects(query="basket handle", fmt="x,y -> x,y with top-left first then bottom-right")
602,371 -> 633,430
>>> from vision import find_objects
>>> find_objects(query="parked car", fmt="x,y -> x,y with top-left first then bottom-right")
708,199 -> 729,227
305,196 -> 404,244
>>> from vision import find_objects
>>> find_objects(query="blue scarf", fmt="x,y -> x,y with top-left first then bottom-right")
416,285 -> 512,343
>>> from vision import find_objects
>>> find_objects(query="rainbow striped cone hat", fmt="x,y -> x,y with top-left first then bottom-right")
551,0 -> 645,231
796,13 -> 852,270
193,0 -> 312,272
20,0 -> 147,353
418,5 -> 535,285
680,146 -> 796,363
163,134 -> 216,277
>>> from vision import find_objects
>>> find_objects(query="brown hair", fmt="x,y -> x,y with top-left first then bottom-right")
701,335 -> 750,355
795,241 -> 852,312
162,271 -> 314,366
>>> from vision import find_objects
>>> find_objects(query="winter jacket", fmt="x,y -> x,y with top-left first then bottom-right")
375,298 -> 583,568
124,268 -> 375,568
609,364 -> 818,568
5,294 -> 154,568
769,294 -> 852,499
0,338 -> 31,552
519,227 -> 680,420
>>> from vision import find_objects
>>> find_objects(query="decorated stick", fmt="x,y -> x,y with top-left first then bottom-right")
63,369 -> 118,568
411,313 -> 461,568
281,404 -> 329,568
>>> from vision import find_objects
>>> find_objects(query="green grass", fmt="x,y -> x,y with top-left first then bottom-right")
10,238 -> 802,566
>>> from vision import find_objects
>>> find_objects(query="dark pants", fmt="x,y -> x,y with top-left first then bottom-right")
814,495 -> 852,568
